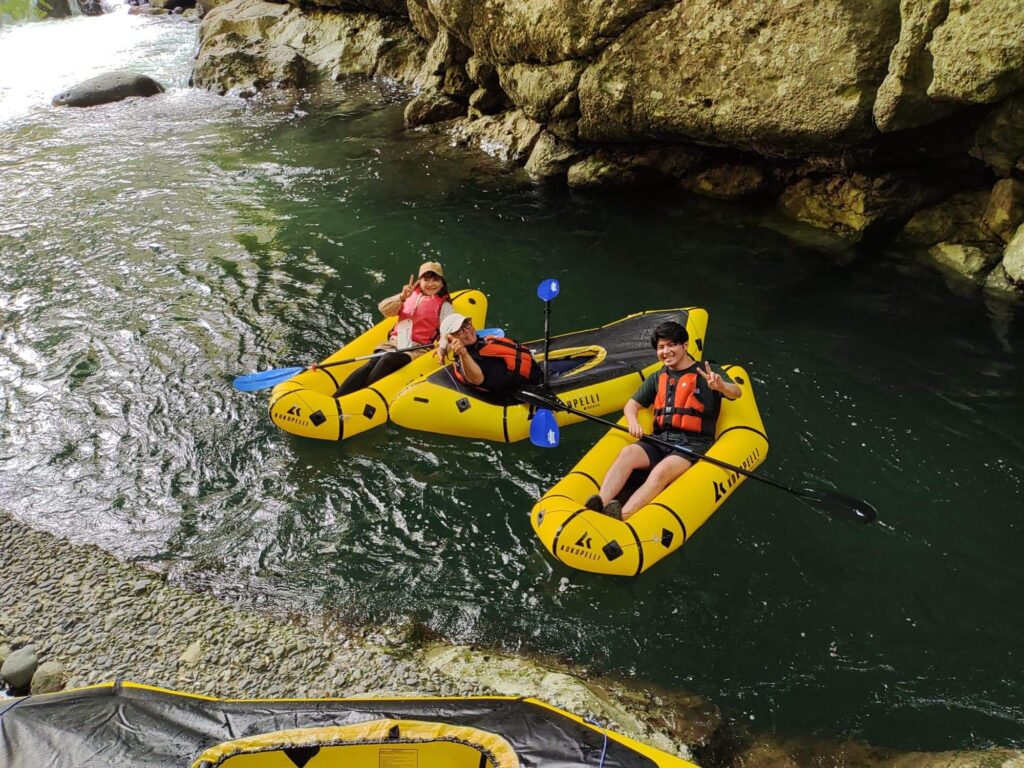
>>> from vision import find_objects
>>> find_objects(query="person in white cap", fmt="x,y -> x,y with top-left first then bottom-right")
437,313 -> 541,397
335,261 -> 453,396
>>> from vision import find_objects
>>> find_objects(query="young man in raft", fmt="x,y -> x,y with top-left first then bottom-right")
437,313 -> 542,396
586,320 -> 742,521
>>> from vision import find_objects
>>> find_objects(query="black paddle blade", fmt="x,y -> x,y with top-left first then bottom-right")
515,387 -> 565,411
798,488 -> 877,523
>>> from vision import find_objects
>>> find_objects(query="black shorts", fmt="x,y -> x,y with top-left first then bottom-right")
638,435 -> 714,468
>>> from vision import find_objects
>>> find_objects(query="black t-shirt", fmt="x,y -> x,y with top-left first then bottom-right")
461,338 -> 541,394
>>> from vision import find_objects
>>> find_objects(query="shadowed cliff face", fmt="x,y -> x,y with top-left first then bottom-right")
191,0 -> 1024,296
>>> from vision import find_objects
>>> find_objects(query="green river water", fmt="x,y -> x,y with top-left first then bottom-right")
1,11 -> 1023,752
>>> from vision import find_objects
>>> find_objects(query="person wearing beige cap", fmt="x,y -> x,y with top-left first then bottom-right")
334,261 -> 453,396
437,313 -> 541,397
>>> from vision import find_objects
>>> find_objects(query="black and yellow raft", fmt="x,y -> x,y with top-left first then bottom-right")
0,681 -> 698,768
389,308 -> 709,442
531,365 -> 769,576
268,289 -> 487,441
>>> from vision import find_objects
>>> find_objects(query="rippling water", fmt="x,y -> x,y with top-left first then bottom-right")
2,11 -> 1023,751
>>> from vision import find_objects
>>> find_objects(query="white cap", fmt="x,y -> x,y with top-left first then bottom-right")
440,313 -> 470,339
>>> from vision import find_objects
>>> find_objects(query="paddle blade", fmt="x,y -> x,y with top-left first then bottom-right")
537,278 -> 560,302
232,366 -> 305,392
478,327 -> 504,338
530,408 -> 560,448
799,488 -> 878,523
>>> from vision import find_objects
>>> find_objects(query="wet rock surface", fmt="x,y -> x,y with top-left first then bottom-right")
186,0 -> 1024,297
52,71 -> 165,108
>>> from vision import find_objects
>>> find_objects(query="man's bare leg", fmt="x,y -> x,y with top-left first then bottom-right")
620,454 -> 693,520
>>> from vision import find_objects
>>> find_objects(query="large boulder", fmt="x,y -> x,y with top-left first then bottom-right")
193,31 -> 308,95
449,110 -> 542,164
52,71 -> 165,107
681,163 -> 769,201
928,241 -> 1002,279
898,189 -> 993,246
567,145 -> 706,190
873,0 -> 957,132
1003,224 -> 1024,284
928,0 -> 1024,103
983,179 -> 1024,244
425,0 -> 662,63
577,1 -> 900,154
970,94 -> 1024,177
30,661 -> 67,695
194,0 -> 426,93
779,172 -> 947,241
404,92 -> 463,127
497,60 -> 584,123
406,0 -> 438,42
0,645 -> 37,690
524,130 -> 584,180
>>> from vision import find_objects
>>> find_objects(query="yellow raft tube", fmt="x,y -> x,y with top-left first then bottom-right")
0,681 -> 699,768
268,289 -> 487,441
531,365 -> 769,576
389,307 -> 709,442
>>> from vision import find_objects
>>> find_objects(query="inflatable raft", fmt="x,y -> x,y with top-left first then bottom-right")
0,681 -> 698,768
531,365 -> 769,576
389,307 -> 709,442
268,289 -> 487,441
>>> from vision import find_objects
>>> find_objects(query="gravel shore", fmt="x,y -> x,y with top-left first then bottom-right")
0,510 -> 707,761
4,510 -> 1023,768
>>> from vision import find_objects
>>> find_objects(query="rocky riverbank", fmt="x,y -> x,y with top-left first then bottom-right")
3,509 -> 1024,767
185,0 -> 1024,297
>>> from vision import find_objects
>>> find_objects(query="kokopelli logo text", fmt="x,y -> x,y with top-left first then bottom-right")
560,530 -> 600,561
713,447 -> 761,502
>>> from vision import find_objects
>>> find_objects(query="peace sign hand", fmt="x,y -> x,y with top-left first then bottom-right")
399,274 -> 416,301
697,361 -> 723,392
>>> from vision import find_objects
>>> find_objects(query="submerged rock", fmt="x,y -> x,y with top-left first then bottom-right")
52,71 -> 165,108
928,241 -> 1003,279
449,110 -> 542,164
778,172 -> 946,241
403,92 -> 463,128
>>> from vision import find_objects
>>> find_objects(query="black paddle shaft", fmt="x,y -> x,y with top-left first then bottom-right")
517,389 -> 877,523
316,343 -> 432,370
542,300 -> 551,388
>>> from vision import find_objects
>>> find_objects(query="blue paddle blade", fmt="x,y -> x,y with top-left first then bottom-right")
478,327 -> 504,338
529,408 -> 560,448
232,366 -> 305,392
537,278 -> 560,302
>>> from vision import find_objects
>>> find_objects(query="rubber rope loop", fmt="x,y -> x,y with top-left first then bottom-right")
585,718 -> 609,768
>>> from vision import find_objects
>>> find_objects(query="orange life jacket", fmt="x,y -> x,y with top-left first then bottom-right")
652,366 -> 716,437
392,289 -> 448,345
452,336 -> 536,386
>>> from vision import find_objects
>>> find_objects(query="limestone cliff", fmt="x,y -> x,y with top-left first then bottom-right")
192,0 -> 1024,295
